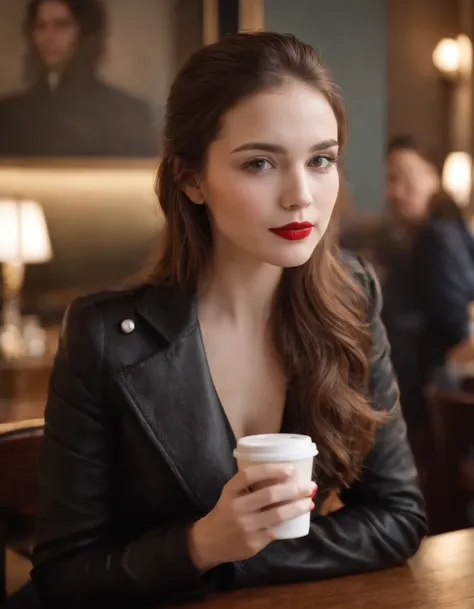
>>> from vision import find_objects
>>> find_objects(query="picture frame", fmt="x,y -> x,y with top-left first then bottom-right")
0,0 -> 264,166
0,0 -> 220,162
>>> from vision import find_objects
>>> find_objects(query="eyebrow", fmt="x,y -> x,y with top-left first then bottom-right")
231,139 -> 339,154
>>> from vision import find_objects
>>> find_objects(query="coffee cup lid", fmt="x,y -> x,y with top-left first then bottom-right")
233,433 -> 318,462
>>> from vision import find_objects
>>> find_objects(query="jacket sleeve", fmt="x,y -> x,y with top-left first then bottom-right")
31,299 -> 213,608
414,222 -> 471,349
233,260 -> 428,588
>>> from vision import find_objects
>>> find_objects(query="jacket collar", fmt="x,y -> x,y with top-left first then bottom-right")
135,283 -> 198,345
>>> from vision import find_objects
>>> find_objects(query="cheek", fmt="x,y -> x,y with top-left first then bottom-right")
420,177 -> 437,197
389,180 -> 407,199
205,173 -> 271,223
32,31 -> 44,47
317,173 -> 340,214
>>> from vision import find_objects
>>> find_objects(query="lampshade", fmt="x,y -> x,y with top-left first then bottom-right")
0,199 -> 53,263
442,152 -> 472,208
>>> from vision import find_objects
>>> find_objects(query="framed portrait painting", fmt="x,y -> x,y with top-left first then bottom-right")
0,0 -> 262,161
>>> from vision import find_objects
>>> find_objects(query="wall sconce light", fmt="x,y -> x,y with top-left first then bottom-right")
442,151 -> 472,207
433,34 -> 472,79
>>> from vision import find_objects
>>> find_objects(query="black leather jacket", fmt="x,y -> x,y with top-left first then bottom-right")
31,254 -> 427,608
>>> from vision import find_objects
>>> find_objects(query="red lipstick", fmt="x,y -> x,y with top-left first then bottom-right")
270,221 -> 314,241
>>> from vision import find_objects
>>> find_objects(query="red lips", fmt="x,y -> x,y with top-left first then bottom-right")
270,222 -> 314,241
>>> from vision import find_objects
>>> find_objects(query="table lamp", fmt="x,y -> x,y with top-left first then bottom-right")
0,198 -> 52,360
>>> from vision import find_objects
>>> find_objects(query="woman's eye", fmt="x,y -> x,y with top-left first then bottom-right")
310,155 -> 337,170
244,158 -> 273,172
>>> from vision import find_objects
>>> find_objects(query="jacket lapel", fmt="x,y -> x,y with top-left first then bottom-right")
117,285 -> 237,515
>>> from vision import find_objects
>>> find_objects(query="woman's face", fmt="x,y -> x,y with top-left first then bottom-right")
185,79 -> 340,269
386,149 -> 439,222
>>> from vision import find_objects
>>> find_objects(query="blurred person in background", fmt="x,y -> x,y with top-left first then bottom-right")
0,0 -> 155,157
411,190 -> 474,528
386,136 -> 440,228
342,136 -> 440,461
381,137 -> 440,436
343,136 -> 474,520
413,194 -> 474,386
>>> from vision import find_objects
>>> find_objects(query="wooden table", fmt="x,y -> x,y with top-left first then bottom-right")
173,529 -> 474,609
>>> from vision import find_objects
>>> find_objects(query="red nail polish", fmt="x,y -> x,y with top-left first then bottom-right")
310,485 -> 318,498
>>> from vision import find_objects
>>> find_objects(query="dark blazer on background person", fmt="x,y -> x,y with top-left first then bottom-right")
413,213 -> 474,382
0,72 -> 156,158
30,253 -> 427,608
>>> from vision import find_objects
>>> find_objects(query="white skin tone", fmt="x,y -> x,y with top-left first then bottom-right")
31,0 -> 80,72
183,79 -> 340,569
386,149 -> 439,223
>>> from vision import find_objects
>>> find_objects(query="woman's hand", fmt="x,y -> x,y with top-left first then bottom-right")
188,463 -> 316,571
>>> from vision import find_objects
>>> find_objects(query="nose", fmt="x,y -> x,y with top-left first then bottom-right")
280,168 -> 312,210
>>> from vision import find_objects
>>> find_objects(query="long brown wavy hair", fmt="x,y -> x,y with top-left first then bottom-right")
151,32 -> 386,493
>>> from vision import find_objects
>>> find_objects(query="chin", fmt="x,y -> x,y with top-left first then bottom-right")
260,245 -> 316,269
281,255 -> 314,269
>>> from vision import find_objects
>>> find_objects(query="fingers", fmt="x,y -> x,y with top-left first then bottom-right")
240,480 -> 317,512
228,463 -> 295,496
253,497 -> 314,530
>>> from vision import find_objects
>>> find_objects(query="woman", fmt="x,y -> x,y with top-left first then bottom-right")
30,33 -> 426,608
381,138 -> 440,430
411,196 -> 474,529
413,196 -> 474,383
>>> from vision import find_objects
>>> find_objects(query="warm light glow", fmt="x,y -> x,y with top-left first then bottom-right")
0,199 -> 53,263
0,164 -> 157,201
0,164 -> 162,252
433,35 -> 472,77
457,34 -> 473,77
433,38 -> 460,75
442,152 -> 472,207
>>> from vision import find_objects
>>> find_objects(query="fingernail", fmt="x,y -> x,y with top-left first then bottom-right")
308,484 -> 318,498
309,502 -> 315,511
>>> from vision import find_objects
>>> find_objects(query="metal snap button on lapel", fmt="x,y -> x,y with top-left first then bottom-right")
120,319 -> 135,334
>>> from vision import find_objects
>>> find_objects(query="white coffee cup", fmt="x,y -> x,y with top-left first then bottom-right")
233,433 -> 318,539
